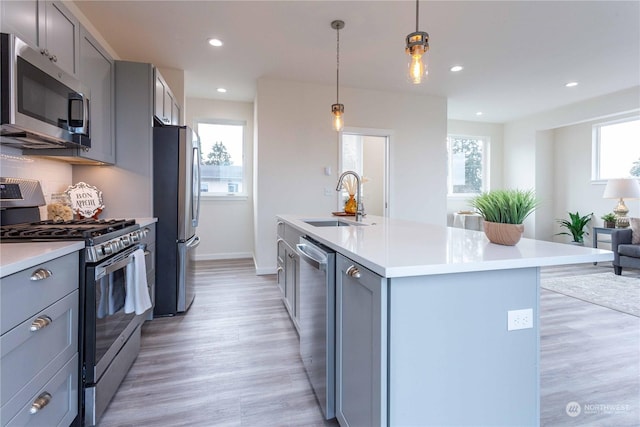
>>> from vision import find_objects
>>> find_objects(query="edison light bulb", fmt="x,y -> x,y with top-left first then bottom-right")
408,46 -> 428,84
332,104 -> 344,132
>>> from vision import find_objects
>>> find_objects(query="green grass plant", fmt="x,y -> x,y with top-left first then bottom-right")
470,189 -> 539,224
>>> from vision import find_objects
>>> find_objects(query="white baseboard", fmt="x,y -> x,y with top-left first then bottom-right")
195,252 -> 253,261
255,266 -> 277,275
194,252 -> 276,275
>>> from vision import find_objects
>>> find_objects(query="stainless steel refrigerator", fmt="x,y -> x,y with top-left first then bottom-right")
153,125 -> 201,316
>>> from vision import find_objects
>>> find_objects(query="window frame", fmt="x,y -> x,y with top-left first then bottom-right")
446,134 -> 490,197
196,118 -> 248,199
591,116 -> 640,183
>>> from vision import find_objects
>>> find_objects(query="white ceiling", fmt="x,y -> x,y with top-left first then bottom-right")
75,0 -> 640,123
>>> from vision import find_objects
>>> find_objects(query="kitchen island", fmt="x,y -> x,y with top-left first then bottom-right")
277,214 -> 613,427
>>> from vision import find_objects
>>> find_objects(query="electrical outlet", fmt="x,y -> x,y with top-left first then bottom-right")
507,308 -> 533,331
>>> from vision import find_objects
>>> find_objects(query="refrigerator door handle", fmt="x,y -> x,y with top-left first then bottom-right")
192,145 -> 201,227
187,235 -> 201,249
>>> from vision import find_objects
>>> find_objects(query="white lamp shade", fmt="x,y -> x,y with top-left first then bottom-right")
603,178 -> 640,199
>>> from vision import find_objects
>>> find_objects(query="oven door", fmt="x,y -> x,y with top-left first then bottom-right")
84,245 -> 145,385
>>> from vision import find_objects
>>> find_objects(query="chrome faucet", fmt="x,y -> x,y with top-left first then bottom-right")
336,170 -> 363,222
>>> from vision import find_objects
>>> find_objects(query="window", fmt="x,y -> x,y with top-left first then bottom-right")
196,120 -> 246,196
447,135 -> 489,195
593,117 -> 640,181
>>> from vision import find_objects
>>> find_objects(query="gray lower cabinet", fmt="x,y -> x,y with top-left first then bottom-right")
0,251 -> 80,426
335,254 -> 387,427
276,221 -> 302,331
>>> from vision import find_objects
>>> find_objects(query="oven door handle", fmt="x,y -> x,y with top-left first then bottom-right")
96,254 -> 135,280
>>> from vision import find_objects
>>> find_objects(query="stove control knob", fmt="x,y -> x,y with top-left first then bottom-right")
131,233 -> 140,243
121,235 -> 130,245
103,244 -> 113,255
142,227 -> 149,237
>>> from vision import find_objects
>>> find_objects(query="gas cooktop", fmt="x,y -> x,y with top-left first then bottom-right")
0,219 -> 145,263
0,219 -> 137,241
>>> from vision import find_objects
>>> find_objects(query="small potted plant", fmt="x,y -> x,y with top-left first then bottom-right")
601,212 -> 616,228
470,189 -> 539,246
556,211 -> 593,245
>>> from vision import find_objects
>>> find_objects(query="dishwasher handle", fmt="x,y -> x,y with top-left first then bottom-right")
296,242 -> 328,271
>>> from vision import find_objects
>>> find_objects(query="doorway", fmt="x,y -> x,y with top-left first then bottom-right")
339,128 -> 390,217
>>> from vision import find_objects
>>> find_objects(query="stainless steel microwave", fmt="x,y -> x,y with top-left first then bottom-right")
0,33 -> 91,150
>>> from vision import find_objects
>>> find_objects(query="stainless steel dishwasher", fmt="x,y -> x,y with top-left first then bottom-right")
296,236 -> 336,419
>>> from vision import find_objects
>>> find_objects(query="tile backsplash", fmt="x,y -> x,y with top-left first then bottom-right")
1,146 -> 73,219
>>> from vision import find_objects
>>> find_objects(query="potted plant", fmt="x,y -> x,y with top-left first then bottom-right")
470,189 -> 539,246
601,212 -> 616,228
556,211 -> 593,244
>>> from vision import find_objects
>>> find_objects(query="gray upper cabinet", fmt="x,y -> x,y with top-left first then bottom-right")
78,25 -> 115,164
42,1 -> 79,77
154,68 -> 181,125
1,1 -> 79,77
1,0 -> 41,48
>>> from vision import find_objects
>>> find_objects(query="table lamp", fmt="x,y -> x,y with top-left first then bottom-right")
602,178 -> 640,228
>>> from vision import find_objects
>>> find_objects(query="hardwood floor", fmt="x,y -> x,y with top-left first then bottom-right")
97,260 -> 639,426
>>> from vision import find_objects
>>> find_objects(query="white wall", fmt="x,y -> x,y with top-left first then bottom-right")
446,120 -> 504,225
186,97 -> 254,260
552,115 -> 640,245
254,78 -> 447,274
504,86 -> 640,240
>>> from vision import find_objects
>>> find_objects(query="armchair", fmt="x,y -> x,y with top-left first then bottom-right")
610,228 -> 640,275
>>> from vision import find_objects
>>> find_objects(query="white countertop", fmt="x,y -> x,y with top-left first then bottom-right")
135,217 -> 158,227
0,241 -> 85,277
278,215 -> 614,278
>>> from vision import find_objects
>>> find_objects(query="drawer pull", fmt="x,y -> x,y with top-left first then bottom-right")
346,265 -> 361,279
30,316 -> 52,332
29,392 -> 52,414
30,268 -> 53,281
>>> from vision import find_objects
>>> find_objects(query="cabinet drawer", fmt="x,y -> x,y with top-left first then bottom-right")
1,291 -> 78,408
2,354 -> 78,427
1,252 -> 79,335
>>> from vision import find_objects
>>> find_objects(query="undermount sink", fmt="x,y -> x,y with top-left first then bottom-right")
304,220 -> 351,227
303,219 -> 367,227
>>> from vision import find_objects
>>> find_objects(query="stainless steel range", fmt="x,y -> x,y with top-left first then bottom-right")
0,178 -> 152,426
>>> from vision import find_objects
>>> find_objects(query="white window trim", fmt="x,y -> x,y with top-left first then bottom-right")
591,115 -> 640,183
196,118 -> 248,199
447,134 -> 490,197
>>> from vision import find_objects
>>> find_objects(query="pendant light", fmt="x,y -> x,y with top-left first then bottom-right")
331,20 -> 345,132
405,0 -> 429,84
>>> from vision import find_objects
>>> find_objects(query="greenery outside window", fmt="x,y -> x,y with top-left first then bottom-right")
196,119 -> 246,197
592,117 -> 640,181
447,135 -> 489,196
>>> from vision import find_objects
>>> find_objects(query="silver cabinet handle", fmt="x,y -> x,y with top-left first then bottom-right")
30,316 -> 52,332
29,392 -> 52,414
277,266 -> 284,272
30,268 -> 52,281
346,265 -> 361,279
49,54 -> 57,62
40,48 -> 49,57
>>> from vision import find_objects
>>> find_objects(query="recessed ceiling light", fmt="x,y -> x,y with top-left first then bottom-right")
217,88 -> 227,93
476,111 -> 483,116
450,65 -> 463,72
208,38 -> 223,47
565,81 -> 578,88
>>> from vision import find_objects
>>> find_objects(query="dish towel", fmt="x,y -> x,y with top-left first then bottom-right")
124,248 -> 152,315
